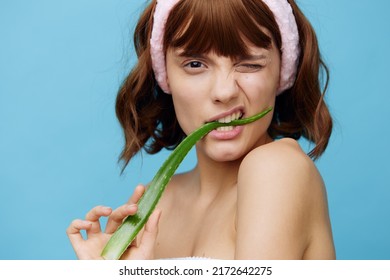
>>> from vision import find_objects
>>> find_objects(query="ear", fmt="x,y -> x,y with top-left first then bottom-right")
165,75 -> 172,94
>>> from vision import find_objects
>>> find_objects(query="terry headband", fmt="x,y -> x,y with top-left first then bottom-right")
150,0 -> 300,95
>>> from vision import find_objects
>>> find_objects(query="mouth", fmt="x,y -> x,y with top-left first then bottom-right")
214,111 -> 244,132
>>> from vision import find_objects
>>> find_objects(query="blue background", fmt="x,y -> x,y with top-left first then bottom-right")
0,0 -> 389,260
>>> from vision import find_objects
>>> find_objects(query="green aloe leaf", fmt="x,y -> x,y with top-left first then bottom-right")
101,107 -> 273,260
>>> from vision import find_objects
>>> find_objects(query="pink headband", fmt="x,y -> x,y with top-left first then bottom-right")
150,0 -> 300,95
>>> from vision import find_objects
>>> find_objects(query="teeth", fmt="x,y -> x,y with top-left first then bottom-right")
214,112 -> 242,132
217,112 -> 241,123
216,126 -> 234,132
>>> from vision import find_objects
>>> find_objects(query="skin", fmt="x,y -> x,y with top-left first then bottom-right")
67,186 -> 161,259
67,38 -> 335,260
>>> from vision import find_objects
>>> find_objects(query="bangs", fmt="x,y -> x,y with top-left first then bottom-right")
163,0 -> 280,58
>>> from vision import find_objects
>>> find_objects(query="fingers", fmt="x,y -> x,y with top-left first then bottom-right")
66,185 -> 147,259
85,206 -> 112,235
136,209 -> 162,259
105,204 -> 138,234
66,219 -> 92,245
121,209 -> 162,260
127,185 -> 145,205
105,185 -> 145,234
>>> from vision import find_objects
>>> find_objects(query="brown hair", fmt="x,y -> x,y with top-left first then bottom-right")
116,0 -> 332,169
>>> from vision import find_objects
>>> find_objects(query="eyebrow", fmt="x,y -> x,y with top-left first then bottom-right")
173,50 -> 268,61
174,50 -> 206,59
238,54 -> 268,61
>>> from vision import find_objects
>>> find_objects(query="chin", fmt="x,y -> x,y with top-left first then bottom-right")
206,147 -> 247,163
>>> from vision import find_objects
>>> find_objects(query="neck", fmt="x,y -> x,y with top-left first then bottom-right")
189,149 -> 242,201
187,133 -> 273,201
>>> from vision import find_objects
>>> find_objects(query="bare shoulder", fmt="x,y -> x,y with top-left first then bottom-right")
236,138 -> 335,259
239,138 -> 322,191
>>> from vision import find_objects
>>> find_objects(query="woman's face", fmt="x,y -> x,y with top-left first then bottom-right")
165,40 -> 280,162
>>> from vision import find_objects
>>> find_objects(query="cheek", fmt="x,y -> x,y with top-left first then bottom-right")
170,82 -> 206,112
239,72 -> 278,103
170,95 -> 192,135
167,67 -> 209,103
168,69 -> 211,111
169,83 -> 208,135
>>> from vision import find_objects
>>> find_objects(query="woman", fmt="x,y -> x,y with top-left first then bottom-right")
67,0 -> 335,259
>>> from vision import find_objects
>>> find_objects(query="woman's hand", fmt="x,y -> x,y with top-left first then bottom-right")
66,185 -> 161,260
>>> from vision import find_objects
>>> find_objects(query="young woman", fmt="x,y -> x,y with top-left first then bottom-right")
67,0 -> 335,259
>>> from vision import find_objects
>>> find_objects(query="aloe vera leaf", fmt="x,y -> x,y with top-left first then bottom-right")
101,107 -> 273,260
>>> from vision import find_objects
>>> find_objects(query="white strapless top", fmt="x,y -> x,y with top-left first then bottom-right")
162,256 -> 212,260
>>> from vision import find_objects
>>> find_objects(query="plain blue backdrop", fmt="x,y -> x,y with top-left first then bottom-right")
0,0 -> 389,260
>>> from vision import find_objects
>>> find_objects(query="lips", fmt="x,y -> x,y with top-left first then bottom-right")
208,123 -> 244,140
207,107 -> 244,123
217,111 -> 243,123
205,107 -> 244,133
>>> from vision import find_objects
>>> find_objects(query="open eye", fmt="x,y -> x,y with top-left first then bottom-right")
183,60 -> 207,74
185,61 -> 204,68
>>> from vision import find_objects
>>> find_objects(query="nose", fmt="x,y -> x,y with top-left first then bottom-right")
210,70 -> 239,104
